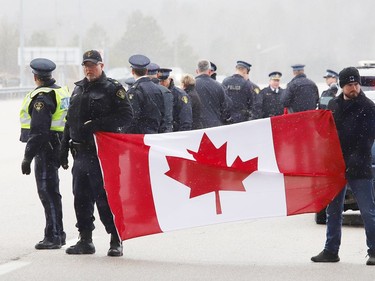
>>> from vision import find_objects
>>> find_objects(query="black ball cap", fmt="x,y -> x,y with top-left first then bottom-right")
82,50 -> 102,64
30,58 -> 56,77
129,54 -> 150,69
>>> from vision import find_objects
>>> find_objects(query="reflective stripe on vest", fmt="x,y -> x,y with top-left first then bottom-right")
20,86 -> 70,132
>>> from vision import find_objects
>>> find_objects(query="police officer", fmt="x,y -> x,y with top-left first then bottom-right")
180,74 -> 204,130
60,50 -> 133,257
282,64 -> 319,112
147,62 -> 173,133
222,61 -> 254,123
311,67 -> 375,265
20,58 -> 69,249
158,68 -> 193,131
126,54 -> 162,134
243,61 -> 261,99
318,69 -> 339,109
253,71 -> 285,119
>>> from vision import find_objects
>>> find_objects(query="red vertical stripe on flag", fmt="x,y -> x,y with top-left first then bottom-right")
270,110 -> 346,215
95,133 -> 162,240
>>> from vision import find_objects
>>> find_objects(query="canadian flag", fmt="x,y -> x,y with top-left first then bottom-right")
95,110 -> 346,240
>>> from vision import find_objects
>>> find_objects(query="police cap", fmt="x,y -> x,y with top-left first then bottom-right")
147,62 -> 160,75
291,64 -> 305,71
269,71 -> 282,80
82,50 -> 103,64
30,58 -> 56,77
236,60 -> 252,71
323,69 -> 339,78
210,61 -> 217,72
158,68 -> 172,80
124,77 -> 136,87
129,54 -> 150,69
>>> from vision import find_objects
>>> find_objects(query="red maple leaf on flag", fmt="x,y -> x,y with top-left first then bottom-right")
165,133 -> 258,214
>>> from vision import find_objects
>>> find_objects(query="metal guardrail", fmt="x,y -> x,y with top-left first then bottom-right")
0,87 -> 33,99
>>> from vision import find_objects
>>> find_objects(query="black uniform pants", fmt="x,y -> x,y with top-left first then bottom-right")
34,149 -> 64,239
71,148 -> 116,234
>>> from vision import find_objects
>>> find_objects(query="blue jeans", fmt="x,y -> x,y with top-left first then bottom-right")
325,179 -> 375,255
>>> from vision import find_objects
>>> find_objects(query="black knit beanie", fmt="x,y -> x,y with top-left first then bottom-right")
339,67 -> 361,88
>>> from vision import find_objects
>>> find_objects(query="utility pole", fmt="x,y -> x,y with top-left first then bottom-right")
19,0 -> 25,86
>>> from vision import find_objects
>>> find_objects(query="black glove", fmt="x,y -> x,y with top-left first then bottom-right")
21,158 -> 31,175
59,146 -> 69,170
60,156 -> 69,170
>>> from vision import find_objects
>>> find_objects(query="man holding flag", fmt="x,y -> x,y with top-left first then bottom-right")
60,50 -> 133,257
311,67 -> 375,266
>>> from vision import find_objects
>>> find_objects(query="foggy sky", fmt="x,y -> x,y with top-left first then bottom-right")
1,0 -> 374,84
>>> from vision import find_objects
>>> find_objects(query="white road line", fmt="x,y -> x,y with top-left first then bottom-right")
0,260 -> 30,276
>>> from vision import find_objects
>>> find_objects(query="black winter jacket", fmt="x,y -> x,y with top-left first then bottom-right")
328,91 -> 375,179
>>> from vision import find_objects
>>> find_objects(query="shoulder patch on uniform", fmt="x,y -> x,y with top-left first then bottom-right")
60,97 -> 70,110
34,101 -> 45,112
181,96 -> 189,104
254,88 -> 260,94
116,89 -> 126,99
107,77 -> 120,85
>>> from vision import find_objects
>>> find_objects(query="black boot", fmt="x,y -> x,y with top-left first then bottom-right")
66,231 -> 95,255
35,236 -> 62,250
107,233 -> 123,257
367,253 -> 375,265
60,231 -> 66,246
311,249 -> 340,262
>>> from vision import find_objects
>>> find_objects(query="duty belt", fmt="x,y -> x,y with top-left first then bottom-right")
70,141 -> 96,153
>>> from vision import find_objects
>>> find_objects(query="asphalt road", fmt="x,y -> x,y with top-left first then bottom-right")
0,99 -> 374,281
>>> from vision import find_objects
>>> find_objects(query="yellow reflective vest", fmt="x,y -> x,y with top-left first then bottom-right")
20,86 -> 70,132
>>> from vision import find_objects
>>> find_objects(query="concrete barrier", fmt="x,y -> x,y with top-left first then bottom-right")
0,87 -> 33,100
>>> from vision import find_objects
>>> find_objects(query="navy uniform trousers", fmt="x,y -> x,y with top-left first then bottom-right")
71,146 -> 116,234
34,144 -> 64,240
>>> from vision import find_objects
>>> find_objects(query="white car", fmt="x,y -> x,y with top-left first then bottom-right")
357,66 -> 375,102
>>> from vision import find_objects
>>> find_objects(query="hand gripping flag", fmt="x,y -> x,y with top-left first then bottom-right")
95,110 -> 346,240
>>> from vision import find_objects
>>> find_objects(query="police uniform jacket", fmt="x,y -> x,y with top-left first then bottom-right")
127,76 -> 162,134
23,80 -> 63,161
318,84 -> 338,109
168,79 -> 192,131
328,91 -> 375,179
151,77 -> 173,133
222,74 -> 253,123
184,84 -> 203,130
63,72 -> 133,146
195,74 -> 231,128
253,86 -> 285,119
282,73 -> 319,112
